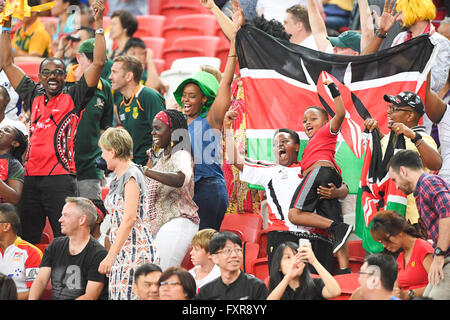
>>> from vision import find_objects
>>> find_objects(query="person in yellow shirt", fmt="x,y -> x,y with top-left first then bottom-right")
12,0 -> 52,58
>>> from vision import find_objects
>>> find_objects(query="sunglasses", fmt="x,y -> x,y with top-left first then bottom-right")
40,69 -> 66,77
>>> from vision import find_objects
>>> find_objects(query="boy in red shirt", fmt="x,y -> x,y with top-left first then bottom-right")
289,78 -> 352,274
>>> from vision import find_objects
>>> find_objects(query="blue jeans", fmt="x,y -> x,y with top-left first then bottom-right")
193,177 -> 229,231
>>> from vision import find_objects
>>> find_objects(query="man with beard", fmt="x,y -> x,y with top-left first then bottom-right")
387,150 -> 450,300
0,0 -> 106,244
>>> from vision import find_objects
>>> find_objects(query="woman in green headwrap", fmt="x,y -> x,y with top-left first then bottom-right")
172,0 -> 243,231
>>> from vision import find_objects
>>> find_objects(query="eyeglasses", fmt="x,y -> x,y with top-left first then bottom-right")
40,69 -> 66,77
216,247 -> 243,256
387,105 -> 412,113
159,281 -> 181,287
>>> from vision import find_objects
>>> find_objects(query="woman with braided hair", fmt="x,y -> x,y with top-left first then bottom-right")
0,125 -> 27,205
143,109 -> 199,271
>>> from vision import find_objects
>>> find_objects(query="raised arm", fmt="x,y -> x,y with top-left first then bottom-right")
0,17 -> 26,89
425,72 -> 447,123
206,0 -> 242,130
325,79 -> 346,133
362,0 -> 399,55
223,107 -> 245,172
307,0 -> 331,52
83,0 -> 106,88
358,0 -> 375,54
200,0 -> 236,40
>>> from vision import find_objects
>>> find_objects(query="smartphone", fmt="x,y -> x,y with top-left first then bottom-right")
299,238 -> 310,247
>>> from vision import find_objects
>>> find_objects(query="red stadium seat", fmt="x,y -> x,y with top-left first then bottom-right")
153,58 -> 166,74
101,186 -> 109,201
162,14 -> 218,47
219,213 -> 263,244
162,35 -> 220,70
40,279 -> 52,300
348,240 -> 365,273
330,273 -> 360,300
43,218 -> 54,243
248,257 -> 269,281
257,229 -> 269,258
180,245 -> 194,270
140,36 -> 166,59
149,0 -> 163,15
134,15 -> 166,38
160,1 -> 211,25
242,241 -> 260,273
17,61 -> 40,82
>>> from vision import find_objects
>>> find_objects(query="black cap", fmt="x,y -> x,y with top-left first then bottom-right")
383,91 -> 425,116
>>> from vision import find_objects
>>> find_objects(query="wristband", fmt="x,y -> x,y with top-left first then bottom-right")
375,29 -> 387,39
327,82 -> 340,98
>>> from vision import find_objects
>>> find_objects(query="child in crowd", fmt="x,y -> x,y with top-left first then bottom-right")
288,78 -> 352,273
188,228 -> 221,292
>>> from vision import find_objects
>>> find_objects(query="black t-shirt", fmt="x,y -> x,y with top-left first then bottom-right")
281,278 -> 326,300
40,236 -> 108,300
196,271 -> 268,300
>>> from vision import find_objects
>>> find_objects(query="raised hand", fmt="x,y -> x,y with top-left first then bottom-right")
373,0 -> 400,34
92,0 -> 105,22
224,106 -> 238,129
225,0 -> 245,33
199,0 -> 216,10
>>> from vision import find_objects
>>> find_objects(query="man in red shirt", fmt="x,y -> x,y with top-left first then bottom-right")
0,0 -> 106,244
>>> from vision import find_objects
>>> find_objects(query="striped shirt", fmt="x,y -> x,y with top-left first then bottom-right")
414,173 -> 450,257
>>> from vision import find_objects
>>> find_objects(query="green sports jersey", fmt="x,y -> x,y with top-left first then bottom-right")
74,78 -> 114,180
118,85 -> 165,165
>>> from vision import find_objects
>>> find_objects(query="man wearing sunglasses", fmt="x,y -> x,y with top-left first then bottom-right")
363,90 -> 442,227
0,0 -> 106,245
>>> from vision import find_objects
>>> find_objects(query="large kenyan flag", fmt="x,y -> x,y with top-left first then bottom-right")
235,24 -> 437,195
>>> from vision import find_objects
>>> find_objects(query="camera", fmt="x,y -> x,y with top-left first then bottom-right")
95,157 -> 112,175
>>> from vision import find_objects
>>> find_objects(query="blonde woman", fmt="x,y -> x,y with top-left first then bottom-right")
97,127 -> 159,300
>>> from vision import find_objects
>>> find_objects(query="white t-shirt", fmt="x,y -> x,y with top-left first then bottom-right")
438,103 -> 450,184
0,70 -> 20,120
240,159 -> 310,233
298,34 -> 334,54
189,264 -> 221,292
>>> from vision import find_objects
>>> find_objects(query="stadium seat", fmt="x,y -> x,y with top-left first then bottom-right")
153,58 -> 166,74
348,240 -> 365,273
43,217 -> 54,243
264,275 -> 270,288
149,0 -> 163,15
242,241 -> 260,273
140,36 -> 166,59
101,186 -> 109,201
219,213 -> 263,244
257,229 -> 269,258
162,14 -> 218,47
330,273 -> 360,300
134,15 -> 166,38
160,1 -> 211,25
35,243 -> 49,254
180,245 -> 194,270
162,35 -> 220,70
17,61 -> 40,82
248,257 -> 269,281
